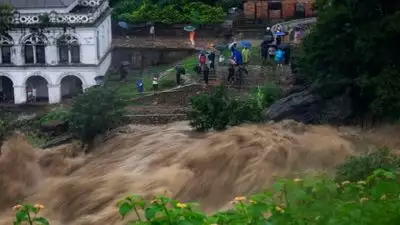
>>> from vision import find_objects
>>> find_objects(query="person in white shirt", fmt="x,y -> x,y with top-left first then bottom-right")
150,25 -> 155,40
152,75 -> 159,92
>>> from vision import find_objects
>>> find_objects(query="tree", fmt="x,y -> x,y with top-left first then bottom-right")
68,87 -> 127,144
298,0 -> 400,121
123,0 -> 225,24
0,3 -> 13,34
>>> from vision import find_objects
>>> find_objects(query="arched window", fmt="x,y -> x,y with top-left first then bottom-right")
58,35 -> 80,64
0,34 -> 12,64
23,34 -> 46,64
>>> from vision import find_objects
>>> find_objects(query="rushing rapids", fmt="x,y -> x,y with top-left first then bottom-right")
0,120 -> 399,224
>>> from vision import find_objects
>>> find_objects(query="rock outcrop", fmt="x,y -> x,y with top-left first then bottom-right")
266,57 -> 353,124
264,87 -> 353,124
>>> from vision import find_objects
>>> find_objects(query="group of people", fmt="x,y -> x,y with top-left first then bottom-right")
193,50 -> 216,85
261,26 -> 289,67
226,42 -> 250,86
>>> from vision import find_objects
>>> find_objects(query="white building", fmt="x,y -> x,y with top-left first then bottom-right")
0,0 -> 112,104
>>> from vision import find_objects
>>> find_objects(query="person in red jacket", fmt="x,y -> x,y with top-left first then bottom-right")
198,53 -> 207,66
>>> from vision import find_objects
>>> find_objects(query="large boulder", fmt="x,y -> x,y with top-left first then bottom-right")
264,87 -> 353,124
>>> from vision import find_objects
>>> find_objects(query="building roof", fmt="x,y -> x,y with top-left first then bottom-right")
0,0 -> 76,9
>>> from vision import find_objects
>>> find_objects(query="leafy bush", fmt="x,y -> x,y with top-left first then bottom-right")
335,148 -> 400,182
188,84 -> 232,131
298,0 -> 400,121
159,77 -> 176,89
12,203 -> 48,225
68,87 -> 127,143
188,84 -> 279,131
15,170 -> 400,225
251,83 -> 281,109
0,118 -> 10,144
0,113 -> 13,145
125,0 -> 225,24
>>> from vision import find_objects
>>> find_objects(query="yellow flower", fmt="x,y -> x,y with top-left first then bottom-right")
341,181 -> 351,186
275,206 -> 285,213
359,197 -> 369,203
176,203 -> 187,208
380,194 -> 387,200
357,181 -> 366,185
12,205 -> 22,211
293,178 -> 302,182
233,196 -> 247,202
34,204 -> 44,210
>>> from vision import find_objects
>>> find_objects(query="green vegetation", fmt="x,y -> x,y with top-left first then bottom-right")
14,169 -> 400,225
0,3 -> 13,34
0,117 -> 11,144
298,0 -> 400,122
68,87 -> 127,144
116,0 -> 225,24
188,83 -> 280,131
38,109 -> 70,125
335,148 -> 400,183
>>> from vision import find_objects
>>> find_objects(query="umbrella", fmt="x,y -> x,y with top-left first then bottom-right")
184,25 -> 196,32
278,43 -> 290,49
228,42 -> 237,50
239,40 -> 252,48
121,61 -> 130,66
275,31 -> 286,36
118,21 -> 129,29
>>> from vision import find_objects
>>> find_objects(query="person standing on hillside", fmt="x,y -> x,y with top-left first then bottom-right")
203,65 -> 210,85
189,31 -> 196,47
152,75 -> 159,92
261,40 -> 268,62
242,46 -> 251,65
175,65 -> 185,86
275,48 -> 285,68
208,51 -> 216,70
150,25 -> 155,40
199,53 -> 207,67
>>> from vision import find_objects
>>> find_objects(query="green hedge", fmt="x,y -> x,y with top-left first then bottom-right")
118,1 -> 225,25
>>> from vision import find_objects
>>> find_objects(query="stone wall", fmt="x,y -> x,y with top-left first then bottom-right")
126,114 -> 187,125
131,84 -> 213,106
111,47 -> 195,69
112,22 -> 227,38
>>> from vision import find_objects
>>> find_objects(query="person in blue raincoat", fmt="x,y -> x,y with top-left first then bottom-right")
136,79 -> 144,95
232,48 -> 243,65
275,48 -> 285,68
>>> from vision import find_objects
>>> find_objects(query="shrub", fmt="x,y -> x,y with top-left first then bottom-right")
125,0 -> 225,24
250,83 -> 280,109
188,84 -> 232,131
0,113 -> 12,145
188,84 -> 279,131
335,147 -> 400,182
68,87 -> 127,144
116,169 -> 400,225
14,170 -> 400,225
12,203 -> 48,225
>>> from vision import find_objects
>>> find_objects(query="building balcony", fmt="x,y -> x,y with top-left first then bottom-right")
9,0 -> 110,26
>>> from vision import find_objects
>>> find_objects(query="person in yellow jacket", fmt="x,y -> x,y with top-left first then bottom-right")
242,47 -> 251,65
